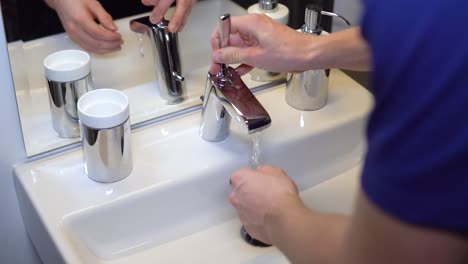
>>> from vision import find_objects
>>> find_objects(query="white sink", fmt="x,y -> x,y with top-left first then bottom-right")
14,70 -> 373,263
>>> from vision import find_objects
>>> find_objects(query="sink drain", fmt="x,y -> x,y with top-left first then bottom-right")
240,226 -> 272,247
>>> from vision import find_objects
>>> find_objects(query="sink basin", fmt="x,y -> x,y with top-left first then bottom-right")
14,70 -> 373,263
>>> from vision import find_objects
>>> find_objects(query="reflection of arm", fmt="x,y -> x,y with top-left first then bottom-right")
306,27 -> 371,71
268,191 -> 468,264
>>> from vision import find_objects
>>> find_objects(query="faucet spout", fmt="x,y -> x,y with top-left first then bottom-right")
200,67 -> 271,142
130,16 -> 186,104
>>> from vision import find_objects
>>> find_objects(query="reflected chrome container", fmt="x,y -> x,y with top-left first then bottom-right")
47,76 -> 91,137
44,50 -> 92,138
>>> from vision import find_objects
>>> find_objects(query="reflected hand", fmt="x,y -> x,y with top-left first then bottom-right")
229,165 -> 302,244
45,0 -> 123,54
210,14 -> 315,75
141,0 -> 197,32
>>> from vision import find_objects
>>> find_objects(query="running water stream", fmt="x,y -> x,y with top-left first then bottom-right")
249,132 -> 262,168
137,33 -> 145,57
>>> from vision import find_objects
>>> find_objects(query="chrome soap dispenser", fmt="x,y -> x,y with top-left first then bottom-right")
285,3 -> 330,111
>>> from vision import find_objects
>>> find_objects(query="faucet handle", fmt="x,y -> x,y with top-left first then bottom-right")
218,14 -> 231,77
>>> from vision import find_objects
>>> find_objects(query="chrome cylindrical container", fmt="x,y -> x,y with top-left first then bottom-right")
80,119 -> 132,183
78,89 -> 133,183
47,76 -> 91,137
44,50 -> 92,138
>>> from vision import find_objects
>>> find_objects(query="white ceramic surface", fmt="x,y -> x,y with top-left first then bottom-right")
78,89 -> 129,129
8,0 -> 248,156
14,70 -> 373,263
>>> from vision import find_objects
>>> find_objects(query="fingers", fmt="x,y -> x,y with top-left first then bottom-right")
71,1 -> 122,53
149,0 -> 174,24
90,1 -> 117,32
83,1 -> 122,42
141,0 -> 157,6
209,63 -> 221,75
230,167 -> 253,188
168,0 -> 195,32
143,0 -> 195,31
68,28 -> 122,54
213,46 -> 260,67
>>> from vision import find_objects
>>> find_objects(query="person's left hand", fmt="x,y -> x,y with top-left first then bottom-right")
229,165 -> 302,244
45,0 -> 123,54
141,0 -> 197,32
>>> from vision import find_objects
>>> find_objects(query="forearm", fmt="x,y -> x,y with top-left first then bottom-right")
266,198 -> 349,264
306,27 -> 371,71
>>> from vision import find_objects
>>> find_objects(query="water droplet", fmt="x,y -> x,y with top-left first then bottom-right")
137,33 -> 145,57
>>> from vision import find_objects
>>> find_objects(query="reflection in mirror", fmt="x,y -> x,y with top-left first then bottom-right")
2,0 -> 253,157
3,0 -> 326,157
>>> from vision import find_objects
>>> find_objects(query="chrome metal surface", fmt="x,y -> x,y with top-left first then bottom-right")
285,4 -> 333,111
218,14 -> 231,77
200,67 -> 271,142
286,69 -> 329,111
130,16 -> 186,104
321,11 -> 351,26
80,119 -> 133,183
258,0 -> 278,12
47,75 -> 91,138
302,3 -> 322,35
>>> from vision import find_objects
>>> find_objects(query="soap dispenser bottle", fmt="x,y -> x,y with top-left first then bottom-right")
247,0 -> 289,82
285,3 -> 329,111
247,0 -> 289,25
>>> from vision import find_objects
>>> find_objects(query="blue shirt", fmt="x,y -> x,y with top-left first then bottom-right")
361,0 -> 468,230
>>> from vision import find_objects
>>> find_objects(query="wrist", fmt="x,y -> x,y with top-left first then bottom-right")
264,194 -> 310,244
302,34 -> 328,70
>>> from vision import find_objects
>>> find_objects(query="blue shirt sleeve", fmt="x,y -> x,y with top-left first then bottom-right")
361,0 -> 468,230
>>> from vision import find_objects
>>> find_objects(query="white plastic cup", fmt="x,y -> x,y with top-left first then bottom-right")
78,89 -> 133,183
44,50 -> 92,138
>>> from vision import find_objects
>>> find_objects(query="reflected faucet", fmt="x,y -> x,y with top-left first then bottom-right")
130,16 -> 186,104
199,14 -> 271,142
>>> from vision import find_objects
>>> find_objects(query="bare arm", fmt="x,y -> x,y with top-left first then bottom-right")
210,14 -> 371,74
306,27 -> 371,71
230,166 -> 468,264
266,191 -> 468,264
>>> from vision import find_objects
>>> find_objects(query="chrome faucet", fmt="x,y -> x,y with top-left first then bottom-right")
199,14 -> 271,142
130,16 -> 186,104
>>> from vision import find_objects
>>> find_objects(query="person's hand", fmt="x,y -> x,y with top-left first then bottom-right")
141,0 -> 197,32
229,164 -> 303,244
210,14 -> 317,75
45,0 -> 123,54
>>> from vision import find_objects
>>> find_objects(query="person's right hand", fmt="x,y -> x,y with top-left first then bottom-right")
229,165 -> 304,244
45,0 -> 123,54
141,0 -> 197,32
210,14 -> 318,75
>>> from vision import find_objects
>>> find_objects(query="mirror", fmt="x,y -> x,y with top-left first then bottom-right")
2,0 -> 252,157
2,0 -> 334,157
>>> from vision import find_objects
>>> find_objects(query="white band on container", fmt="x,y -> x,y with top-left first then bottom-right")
44,49 -> 91,82
78,89 -> 129,129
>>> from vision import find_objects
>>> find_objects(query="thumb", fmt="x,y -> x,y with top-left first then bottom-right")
213,46 -> 255,66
